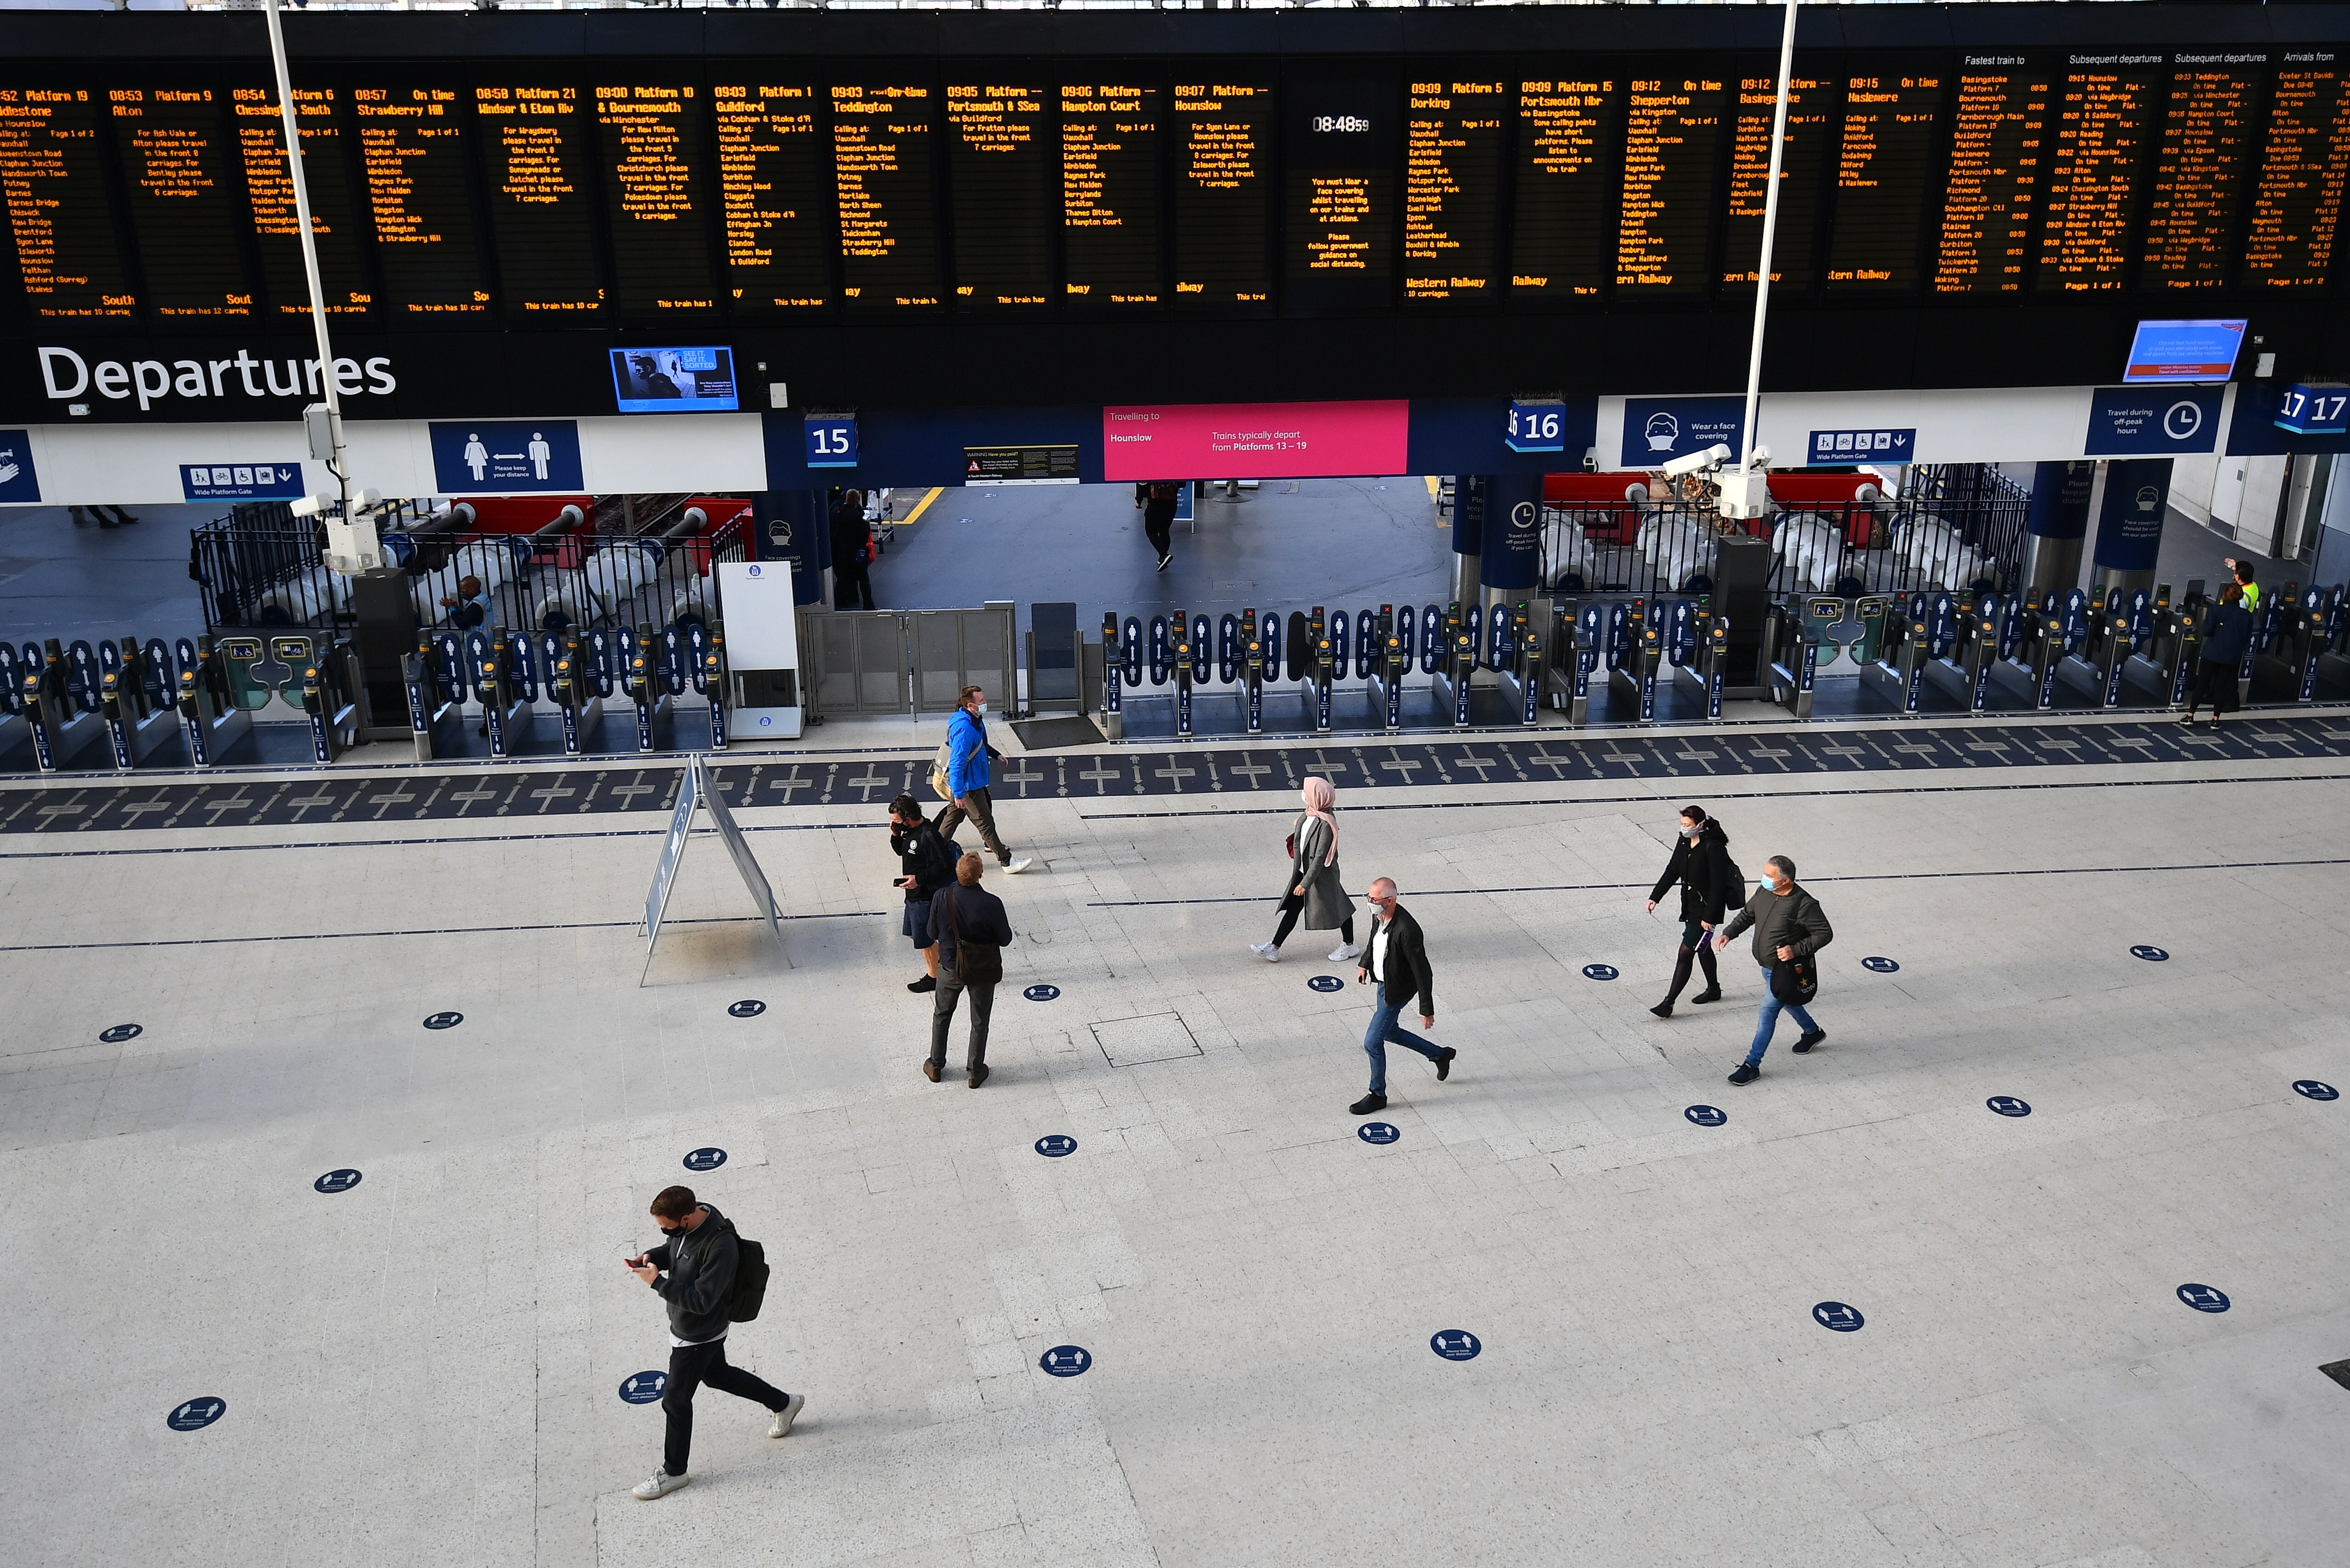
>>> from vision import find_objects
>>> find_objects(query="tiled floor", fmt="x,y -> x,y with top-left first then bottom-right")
1,712 -> 2344,1567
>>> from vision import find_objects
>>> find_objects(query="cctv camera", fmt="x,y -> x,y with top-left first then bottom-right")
1660,443 -> 1733,479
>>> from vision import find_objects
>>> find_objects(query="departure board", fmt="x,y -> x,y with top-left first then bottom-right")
1285,81 -> 1395,311
2141,62 -> 2262,291
1511,75 -> 1618,299
948,82 -> 1051,309
1935,59 -> 2051,294
711,82 -> 828,310
1723,74 -> 1828,288
2036,62 -> 2161,293
475,82 -> 604,315
832,84 -> 940,310
1826,71 -> 1940,291
356,83 -> 486,315
2242,64 -> 2350,291
1402,78 -> 1504,304
0,86 -> 134,318
1061,82 -> 1160,307
109,86 -> 252,318
594,83 -> 716,313
233,84 -> 369,319
1617,75 -> 1724,295
1172,81 -> 1274,306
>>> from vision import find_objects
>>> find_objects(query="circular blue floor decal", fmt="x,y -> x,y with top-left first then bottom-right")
1860,957 -> 1900,974
423,1012 -> 463,1030
618,1371 -> 667,1404
1582,964 -> 1619,981
1430,1330 -> 1482,1361
1684,1105 -> 1728,1127
167,1397 -> 225,1432
682,1147 -> 727,1172
1035,1135 -> 1077,1158
313,1168 -> 363,1194
100,1023 -> 142,1043
1813,1302 -> 1865,1332
2177,1283 -> 2230,1314
1024,984 -> 1061,1002
727,1000 -> 765,1018
1986,1097 -> 2032,1118
2292,1079 -> 2339,1101
1307,975 -> 1345,993
1040,1345 -> 1091,1377
2131,946 -> 2169,963
1359,1122 -> 1400,1145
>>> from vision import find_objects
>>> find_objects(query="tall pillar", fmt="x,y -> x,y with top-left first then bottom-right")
2021,460 -> 2093,594
2091,458 -> 2171,598
1475,473 -> 1544,619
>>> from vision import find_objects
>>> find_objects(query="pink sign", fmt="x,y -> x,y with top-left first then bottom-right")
1102,400 -> 1410,482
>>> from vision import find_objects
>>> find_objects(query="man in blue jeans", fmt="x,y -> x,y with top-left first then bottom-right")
1713,855 -> 1833,1085
1351,877 -> 1456,1114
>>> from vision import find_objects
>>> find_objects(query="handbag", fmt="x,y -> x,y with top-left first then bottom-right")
1771,954 -> 1818,1005
945,890 -> 1004,986
930,738 -> 953,801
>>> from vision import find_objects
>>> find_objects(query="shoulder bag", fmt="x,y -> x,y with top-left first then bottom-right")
946,890 -> 1004,986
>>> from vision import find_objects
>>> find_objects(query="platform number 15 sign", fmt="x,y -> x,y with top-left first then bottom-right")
1507,399 -> 1565,454
806,414 -> 858,469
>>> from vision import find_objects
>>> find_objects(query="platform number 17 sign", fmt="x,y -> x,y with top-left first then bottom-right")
1507,399 -> 1566,454
806,414 -> 858,469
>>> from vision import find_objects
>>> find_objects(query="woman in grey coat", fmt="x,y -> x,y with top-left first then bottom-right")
1251,776 -> 1359,963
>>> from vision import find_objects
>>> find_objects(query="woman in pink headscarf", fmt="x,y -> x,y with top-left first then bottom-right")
1251,775 -> 1359,963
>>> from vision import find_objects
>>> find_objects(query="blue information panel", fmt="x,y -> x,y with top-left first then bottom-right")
612,347 -> 739,413
180,461 -> 304,501
1507,399 -> 1566,454
428,421 -> 584,493
2274,384 -> 2349,437
2122,319 -> 2245,383
806,414 -> 858,468
1807,429 -> 1914,464
0,430 -> 39,504
2085,388 -> 2222,456
1621,397 -> 1744,467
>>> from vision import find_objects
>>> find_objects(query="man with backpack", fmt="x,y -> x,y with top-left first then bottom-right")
889,792 -> 958,993
927,852 -> 1015,1088
1712,855 -> 1833,1086
624,1185 -> 799,1500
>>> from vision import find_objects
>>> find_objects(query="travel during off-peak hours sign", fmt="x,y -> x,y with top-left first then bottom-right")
4,32 -> 2348,336
1102,401 -> 1408,482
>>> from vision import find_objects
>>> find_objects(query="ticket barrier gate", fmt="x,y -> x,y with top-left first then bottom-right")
2122,584 -> 2199,708
1427,602 -> 1480,727
2315,587 -> 2350,691
1986,588 -> 2062,711
543,627 -> 609,756
1764,596 -> 1843,721
466,629 -> 536,759
2251,583 -> 2331,703
1662,604 -> 1731,722
174,634 -> 259,767
403,632 -> 469,762
13,638 -> 109,770
1492,602 -> 1547,727
2053,588 -> 2140,709
271,632 -> 362,763
96,634 -> 183,767
1856,597 -> 1930,716
1918,592 -> 1999,714
624,622 -> 680,752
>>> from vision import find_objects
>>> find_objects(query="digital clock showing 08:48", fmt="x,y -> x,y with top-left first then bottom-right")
1311,115 -> 1371,133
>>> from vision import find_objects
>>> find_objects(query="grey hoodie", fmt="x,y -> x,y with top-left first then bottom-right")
644,1204 -> 741,1344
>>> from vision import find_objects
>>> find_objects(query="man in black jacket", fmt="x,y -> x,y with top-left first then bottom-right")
624,1186 -> 803,1500
1352,877 -> 1455,1114
927,853 -> 1016,1087
1713,855 -> 1833,1085
829,488 -> 875,610
889,793 -> 957,994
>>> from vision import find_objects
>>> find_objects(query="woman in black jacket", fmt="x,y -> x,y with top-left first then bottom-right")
2180,582 -> 2251,727
1644,805 -> 1732,1018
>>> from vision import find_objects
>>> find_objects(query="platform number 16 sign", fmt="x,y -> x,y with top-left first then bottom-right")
806,414 -> 857,469
1507,399 -> 1566,454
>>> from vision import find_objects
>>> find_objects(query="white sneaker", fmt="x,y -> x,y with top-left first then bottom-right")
768,1392 -> 806,1438
1250,943 -> 1281,963
632,1469 -> 690,1501
1328,943 -> 1361,963
1004,857 -> 1034,874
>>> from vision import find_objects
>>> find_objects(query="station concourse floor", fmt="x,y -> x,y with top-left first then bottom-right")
2,706 -> 2348,1568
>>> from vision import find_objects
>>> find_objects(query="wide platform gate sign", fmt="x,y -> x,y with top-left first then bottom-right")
641,755 -> 785,984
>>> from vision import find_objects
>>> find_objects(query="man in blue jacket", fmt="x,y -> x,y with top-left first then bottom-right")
935,685 -> 1033,874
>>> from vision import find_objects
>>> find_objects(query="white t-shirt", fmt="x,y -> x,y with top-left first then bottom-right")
1371,919 -> 1392,983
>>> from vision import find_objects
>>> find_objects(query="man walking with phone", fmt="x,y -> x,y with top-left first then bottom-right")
1351,877 -> 1455,1114
623,1185 -> 802,1501
1713,855 -> 1833,1085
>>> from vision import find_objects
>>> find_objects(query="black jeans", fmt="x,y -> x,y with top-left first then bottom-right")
937,787 -> 1011,863
833,564 -> 875,610
664,1338 -> 788,1476
1144,510 -> 1174,559
930,963 -> 997,1073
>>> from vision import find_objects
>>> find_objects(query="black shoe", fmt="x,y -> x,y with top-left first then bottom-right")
1156,554 -> 1172,572
1649,1001 -> 1674,1019
967,1064 -> 990,1088
1690,988 -> 1722,1005
1728,1063 -> 1760,1085
1793,1029 -> 1825,1054
1436,1047 -> 1456,1081
1350,1092 -> 1387,1115
907,975 -> 937,993
921,1060 -> 940,1083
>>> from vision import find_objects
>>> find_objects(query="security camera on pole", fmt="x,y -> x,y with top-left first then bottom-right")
1717,0 -> 1801,526
263,0 -> 384,575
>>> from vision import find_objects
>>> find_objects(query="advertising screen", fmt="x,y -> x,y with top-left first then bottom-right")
610,347 -> 739,412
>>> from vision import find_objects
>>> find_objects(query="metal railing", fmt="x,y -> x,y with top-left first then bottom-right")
1539,464 -> 2029,601
193,507 -> 750,637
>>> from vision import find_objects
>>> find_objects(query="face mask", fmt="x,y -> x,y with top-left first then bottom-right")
975,702 -> 988,715
657,1221 -> 685,1237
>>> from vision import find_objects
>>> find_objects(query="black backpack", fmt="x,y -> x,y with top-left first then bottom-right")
727,1237 -> 770,1323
